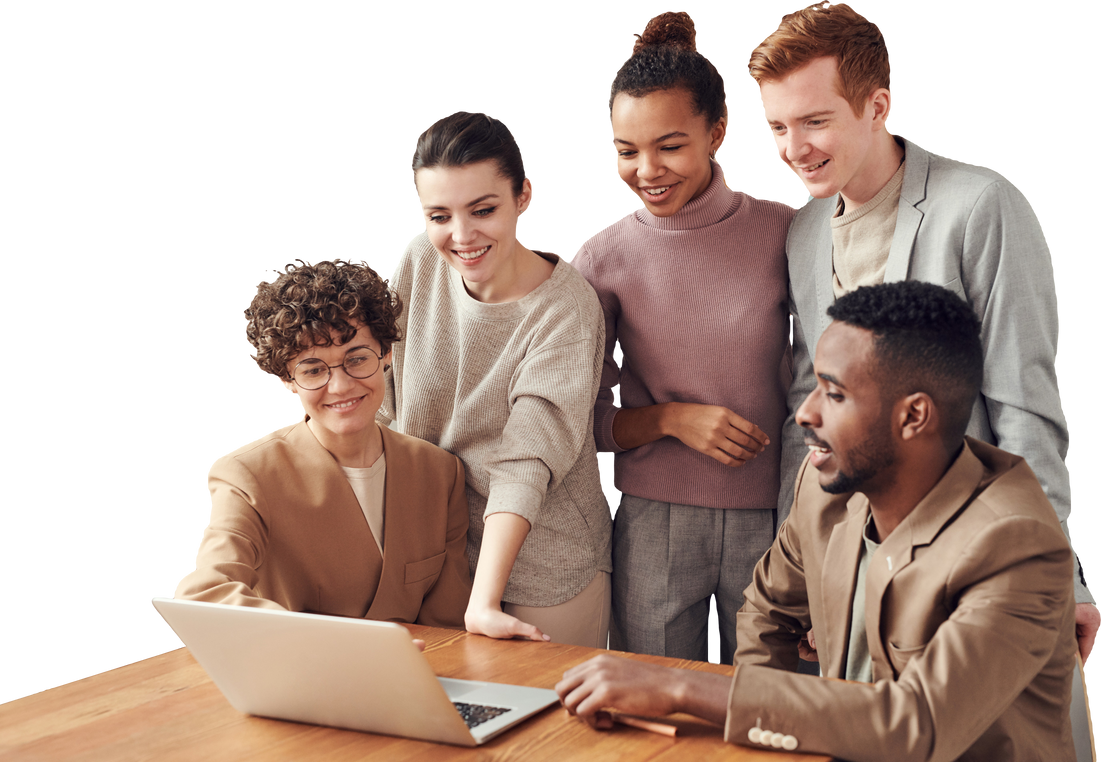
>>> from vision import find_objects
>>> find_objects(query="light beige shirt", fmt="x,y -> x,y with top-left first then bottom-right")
831,161 -> 906,298
342,453 -> 386,553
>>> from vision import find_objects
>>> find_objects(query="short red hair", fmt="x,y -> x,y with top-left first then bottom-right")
748,3 -> 889,116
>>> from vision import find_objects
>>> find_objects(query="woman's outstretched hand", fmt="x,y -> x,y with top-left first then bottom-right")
465,603 -> 549,642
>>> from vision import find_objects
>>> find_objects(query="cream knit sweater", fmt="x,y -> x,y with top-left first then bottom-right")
379,233 -> 612,606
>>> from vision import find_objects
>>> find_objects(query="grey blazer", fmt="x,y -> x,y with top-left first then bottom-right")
781,137 -> 1088,602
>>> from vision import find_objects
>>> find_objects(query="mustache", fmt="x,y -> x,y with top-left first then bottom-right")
802,428 -> 830,449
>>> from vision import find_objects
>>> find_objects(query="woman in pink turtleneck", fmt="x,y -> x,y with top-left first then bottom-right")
573,12 -> 795,664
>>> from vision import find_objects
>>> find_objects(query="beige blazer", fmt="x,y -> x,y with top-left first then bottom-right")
176,421 -> 471,628
728,439 -> 1076,761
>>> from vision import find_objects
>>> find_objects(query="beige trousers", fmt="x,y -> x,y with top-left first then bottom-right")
504,571 -> 610,648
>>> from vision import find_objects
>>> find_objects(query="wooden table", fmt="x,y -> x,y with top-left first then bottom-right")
0,625 -> 831,761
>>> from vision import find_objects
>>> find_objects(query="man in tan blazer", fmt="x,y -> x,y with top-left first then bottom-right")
557,281 -> 1076,761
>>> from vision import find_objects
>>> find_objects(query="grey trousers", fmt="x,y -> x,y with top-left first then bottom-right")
609,494 -> 775,664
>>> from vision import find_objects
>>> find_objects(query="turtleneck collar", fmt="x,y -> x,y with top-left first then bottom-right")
635,160 -> 743,232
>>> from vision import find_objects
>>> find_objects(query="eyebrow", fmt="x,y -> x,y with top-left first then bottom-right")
817,372 -> 847,389
769,109 -> 835,125
613,131 -> 690,146
423,193 -> 500,212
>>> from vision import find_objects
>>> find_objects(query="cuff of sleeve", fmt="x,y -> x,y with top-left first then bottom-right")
594,406 -> 626,454
483,482 -> 544,526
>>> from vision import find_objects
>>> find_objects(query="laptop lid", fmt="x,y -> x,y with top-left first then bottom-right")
152,597 -> 557,746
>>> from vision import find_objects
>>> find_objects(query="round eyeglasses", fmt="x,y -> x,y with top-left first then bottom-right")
290,347 -> 383,390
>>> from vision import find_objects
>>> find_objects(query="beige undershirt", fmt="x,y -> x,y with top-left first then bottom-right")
342,453 -> 386,553
832,161 -> 906,298
845,513 -> 880,683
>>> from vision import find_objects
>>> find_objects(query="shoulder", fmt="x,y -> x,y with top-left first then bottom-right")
965,438 -> 1062,527
902,138 -> 1032,212
789,195 -> 835,243
381,426 -> 462,473
738,193 -> 798,226
210,421 -> 309,481
394,232 -> 445,287
573,212 -> 642,279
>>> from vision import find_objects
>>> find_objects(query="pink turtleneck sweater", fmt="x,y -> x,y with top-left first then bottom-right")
573,162 -> 794,510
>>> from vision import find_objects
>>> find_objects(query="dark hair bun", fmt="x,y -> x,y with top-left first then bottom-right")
633,12 -> 697,55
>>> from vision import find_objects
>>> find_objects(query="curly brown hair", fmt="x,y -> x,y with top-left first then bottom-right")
245,260 -> 403,380
748,3 -> 889,117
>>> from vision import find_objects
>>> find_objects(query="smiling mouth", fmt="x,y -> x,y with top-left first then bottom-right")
799,160 -> 828,172
454,246 -> 489,260
327,397 -> 363,410
642,185 -> 672,197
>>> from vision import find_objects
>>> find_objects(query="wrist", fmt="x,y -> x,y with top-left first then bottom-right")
656,402 -> 679,439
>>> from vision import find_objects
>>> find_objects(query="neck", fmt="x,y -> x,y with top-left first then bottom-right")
464,243 -> 553,303
865,444 -> 954,542
839,132 -> 904,211
307,419 -> 384,469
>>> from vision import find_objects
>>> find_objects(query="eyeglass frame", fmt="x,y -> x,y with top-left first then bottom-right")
289,345 -> 386,390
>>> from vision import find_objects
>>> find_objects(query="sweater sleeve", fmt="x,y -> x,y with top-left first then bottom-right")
572,244 -> 626,454
483,335 -> 602,525
174,456 -> 285,610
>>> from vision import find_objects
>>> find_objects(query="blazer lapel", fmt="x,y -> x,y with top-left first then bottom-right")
365,425 -> 405,618
864,443 -> 985,677
819,494 -> 870,678
884,138 -> 929,284
813,209 -> 836,345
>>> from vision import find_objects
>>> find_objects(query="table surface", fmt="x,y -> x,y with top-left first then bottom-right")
0,624 -> 831,761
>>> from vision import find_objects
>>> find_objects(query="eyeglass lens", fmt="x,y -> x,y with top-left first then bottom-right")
292,348 -> 381,390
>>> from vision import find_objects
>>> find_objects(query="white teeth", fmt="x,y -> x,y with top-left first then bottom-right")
802,161 -> 826,171
455,246 -> 489,260
644,186 -> 670,196
808,445 -> 830,453
330,400 -> 357,409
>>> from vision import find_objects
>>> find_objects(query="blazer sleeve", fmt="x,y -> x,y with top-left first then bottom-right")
725,513 -> 1073,762
777,280 -> 816,527
736,456 -> 812,671
957,181 -> 1088,602
174,455 -> 285,610
414,455 -> 472,628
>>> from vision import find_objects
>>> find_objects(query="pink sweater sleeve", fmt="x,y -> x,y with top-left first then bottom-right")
573,245 -> 626,454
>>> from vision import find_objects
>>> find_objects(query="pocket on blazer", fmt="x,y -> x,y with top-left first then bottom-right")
886,640 -> 928,675
405,552 -> 446,585
942,277 -> 966,301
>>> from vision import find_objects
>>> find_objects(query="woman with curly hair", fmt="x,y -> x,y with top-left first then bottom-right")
176,260 -> 471,627
379,112 -> 612,647
572,12 -> 795,662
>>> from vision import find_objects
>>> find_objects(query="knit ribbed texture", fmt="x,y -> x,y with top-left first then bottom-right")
831,160 -> 906,298
573,162 -> 795,510
380,234 -> 612,607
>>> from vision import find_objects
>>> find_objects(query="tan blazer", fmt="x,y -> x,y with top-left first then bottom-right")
728,439 -> 1076,761
176,421 -> 471,628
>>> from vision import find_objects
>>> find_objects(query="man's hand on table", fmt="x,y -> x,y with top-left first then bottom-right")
1077,603 -> 1099,664
555,654 -> 731,728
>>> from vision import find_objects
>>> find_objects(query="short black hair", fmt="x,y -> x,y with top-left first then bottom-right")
828,281 -> 983,447
610,12 -> 727,127
411,111 -> 526,197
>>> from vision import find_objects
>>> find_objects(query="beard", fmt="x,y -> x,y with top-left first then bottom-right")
818,419 -> 896,496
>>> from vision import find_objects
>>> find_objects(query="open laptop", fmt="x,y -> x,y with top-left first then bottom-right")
152,597 -> 559,746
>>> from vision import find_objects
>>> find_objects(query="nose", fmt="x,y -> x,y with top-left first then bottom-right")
783,128 -> 809,164
326,364 -> 356,394
451,217 -> 477,246
637,150 -> 664,182
795,385 -> 821,429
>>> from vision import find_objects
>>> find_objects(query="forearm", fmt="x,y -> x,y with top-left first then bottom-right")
673,669 -> 733,726
610,403 -> 673,450
469,512 -> 532,610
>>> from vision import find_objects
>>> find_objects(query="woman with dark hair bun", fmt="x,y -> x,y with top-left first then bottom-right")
176,260 -> 472,628
573,12 -> 795,663
378,112 -> 612,647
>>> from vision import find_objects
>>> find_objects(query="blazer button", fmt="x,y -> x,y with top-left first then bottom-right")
770,733 -> 785,748
759,730 -> 774,745
781,734 -> 798,750
748,727 -> 762,744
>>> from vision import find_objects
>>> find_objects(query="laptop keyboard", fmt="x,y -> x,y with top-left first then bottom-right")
453,701 -> 511,729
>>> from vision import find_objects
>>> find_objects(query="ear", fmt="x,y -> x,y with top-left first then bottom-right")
867,87 -> 891,130
709,117 -> 728,157
516,178 -> 532,214
283,377 -> 298,395
896,392 -> 934,441
382,346 -> 393,372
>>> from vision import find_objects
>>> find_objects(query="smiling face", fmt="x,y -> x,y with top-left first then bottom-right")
610,88 -> 726,217
283,323 -> 390,450
796,321 -> 898,496
759,56 -> 887,205
415,160 -> 531,300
